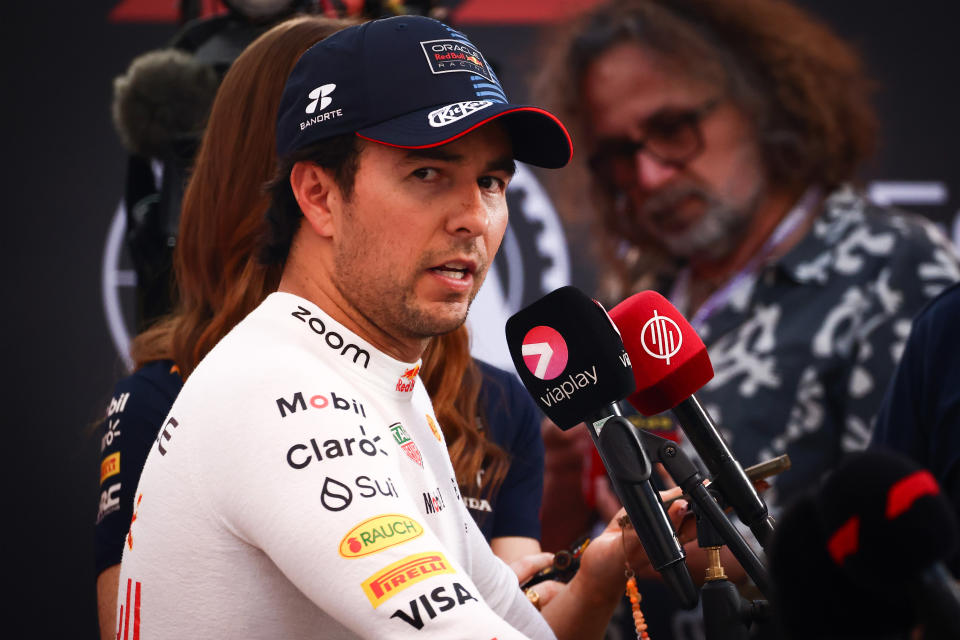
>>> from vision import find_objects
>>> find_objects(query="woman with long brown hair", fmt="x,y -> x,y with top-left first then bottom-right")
95,13 -> 549,639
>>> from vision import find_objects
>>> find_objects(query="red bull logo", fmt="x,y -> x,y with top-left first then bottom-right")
397,364 -> 420,393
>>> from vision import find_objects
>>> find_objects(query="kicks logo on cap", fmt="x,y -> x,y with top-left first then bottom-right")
428,101 -> 492,128
306,83 -> 336,114
420,39 -> 494,83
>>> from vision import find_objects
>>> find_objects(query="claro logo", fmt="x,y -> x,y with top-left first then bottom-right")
521,325 -> 569,380
292,306 -> 370,368
339,514 -> 424,558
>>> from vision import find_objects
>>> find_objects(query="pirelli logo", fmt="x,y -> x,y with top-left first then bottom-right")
361,552 -> 455,607
100,452 -> 120,484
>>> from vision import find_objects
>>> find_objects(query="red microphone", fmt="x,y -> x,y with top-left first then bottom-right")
610,291 -> 775,549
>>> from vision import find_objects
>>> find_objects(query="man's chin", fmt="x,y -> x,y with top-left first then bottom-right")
407,302 -> 470,338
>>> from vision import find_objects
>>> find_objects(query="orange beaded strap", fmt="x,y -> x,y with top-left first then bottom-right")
618,515 -> 651,640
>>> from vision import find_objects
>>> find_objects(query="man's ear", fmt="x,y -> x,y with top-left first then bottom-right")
290,161 -> 341,237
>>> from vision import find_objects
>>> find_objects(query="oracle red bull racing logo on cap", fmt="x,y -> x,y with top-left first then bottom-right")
420,39 -> 493,83
521,325 -> 569,380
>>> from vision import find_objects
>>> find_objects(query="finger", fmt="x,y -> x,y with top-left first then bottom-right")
676,510 -> 698,544
655,462 -> 677,488
509,551 -> 556,583
659,486 -> 684,503
666,498 -> 690,530
594,477 -> 623,522
531,580 -> 565,608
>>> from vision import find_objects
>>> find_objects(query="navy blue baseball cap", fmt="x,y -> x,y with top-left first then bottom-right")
275,15 -> 572,169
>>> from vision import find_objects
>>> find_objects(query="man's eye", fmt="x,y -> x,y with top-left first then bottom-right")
413,167 -> 440,180
648,116 -> 691,141
478,176 -> 506,191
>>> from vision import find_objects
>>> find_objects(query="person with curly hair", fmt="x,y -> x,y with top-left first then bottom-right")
536,1 -> 959,636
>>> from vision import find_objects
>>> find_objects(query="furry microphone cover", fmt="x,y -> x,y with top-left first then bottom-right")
111,48 -> 220,159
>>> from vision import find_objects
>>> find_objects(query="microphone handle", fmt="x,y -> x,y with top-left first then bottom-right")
911,563 -> 960,639
672,396 -> 775,549
586,407 -> 699,610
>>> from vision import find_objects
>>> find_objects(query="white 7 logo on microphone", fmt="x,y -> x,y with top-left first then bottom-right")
522,342 -> 554,379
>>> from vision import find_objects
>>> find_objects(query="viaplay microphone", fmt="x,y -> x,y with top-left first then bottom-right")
609,291 -> 776,549
506,286 -> 698,609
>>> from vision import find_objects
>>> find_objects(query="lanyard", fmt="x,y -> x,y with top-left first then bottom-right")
669,187 -> 822,332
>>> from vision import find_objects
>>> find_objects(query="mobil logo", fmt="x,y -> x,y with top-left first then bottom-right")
520,325 -> 568,380
339,514 -> 424,558
276,390 -> 366,419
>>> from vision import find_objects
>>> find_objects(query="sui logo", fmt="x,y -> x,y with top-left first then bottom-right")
641,310 -> 682,365
521,325 -> 568,380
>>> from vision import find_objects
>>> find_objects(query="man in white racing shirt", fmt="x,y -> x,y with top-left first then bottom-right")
117,14 -> 670,640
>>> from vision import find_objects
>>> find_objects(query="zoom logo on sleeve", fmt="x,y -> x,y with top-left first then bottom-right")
390,581 -> 478,629
291,305 -> 370,368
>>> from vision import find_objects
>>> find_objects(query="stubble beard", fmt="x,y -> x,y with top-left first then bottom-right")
639,182 -> 764,262
333,241 -> 484,342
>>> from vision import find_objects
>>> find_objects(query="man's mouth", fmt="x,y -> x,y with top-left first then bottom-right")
429,263 -> 472,280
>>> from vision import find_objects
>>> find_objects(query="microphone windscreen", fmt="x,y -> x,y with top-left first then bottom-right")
768,494 -> 913,639
817,449 -> 959,588
505,286 -> 635,430
609,291 -> 713,415
112,48 -> 220,158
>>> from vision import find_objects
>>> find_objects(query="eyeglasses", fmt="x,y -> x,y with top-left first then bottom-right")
587,97 -> 721,186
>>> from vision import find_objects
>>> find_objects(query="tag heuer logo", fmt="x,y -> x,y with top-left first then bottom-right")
428,101 -> 492,128
306,84 -> 336,114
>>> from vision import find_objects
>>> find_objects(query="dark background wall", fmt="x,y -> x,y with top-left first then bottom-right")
4,1 -> 956,637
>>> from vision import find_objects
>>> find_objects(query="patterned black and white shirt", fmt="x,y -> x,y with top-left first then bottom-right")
671,187 -> 960,514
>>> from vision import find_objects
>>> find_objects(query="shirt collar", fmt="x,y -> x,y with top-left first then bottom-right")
264,291 -> 424,400
774,185 -> 864,286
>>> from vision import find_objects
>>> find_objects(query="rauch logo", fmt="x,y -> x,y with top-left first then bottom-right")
520,325 -> 569,380
339,514 -> 423,558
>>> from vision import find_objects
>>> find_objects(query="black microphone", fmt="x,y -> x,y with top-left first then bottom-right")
609,291 -> 776,550
506,286 -> 698,609
770,450 -> 960,639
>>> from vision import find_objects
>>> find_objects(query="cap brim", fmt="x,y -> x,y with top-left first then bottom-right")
356,103 -> 572,169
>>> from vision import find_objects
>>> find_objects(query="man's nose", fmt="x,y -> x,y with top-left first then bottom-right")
447,188 -> 491,238
635,150 -> 679,191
